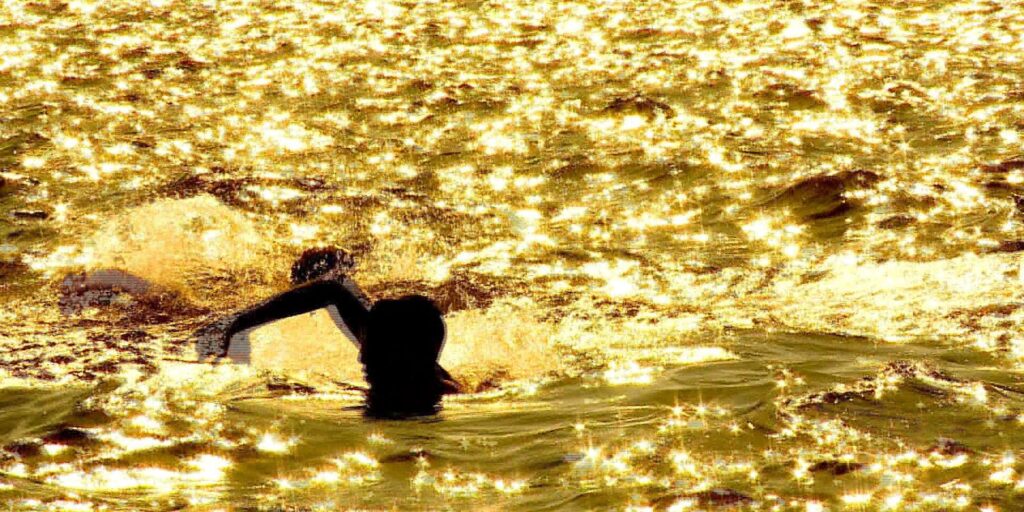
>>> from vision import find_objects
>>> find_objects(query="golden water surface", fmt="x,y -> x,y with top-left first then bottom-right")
1,0 -> 1024,510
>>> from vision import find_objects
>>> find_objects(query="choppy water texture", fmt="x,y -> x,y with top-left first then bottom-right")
2,0 -> 1024,510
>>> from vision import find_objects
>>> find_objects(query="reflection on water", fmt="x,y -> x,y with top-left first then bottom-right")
3,334 -> 1023,510
2,0 -> 1024,509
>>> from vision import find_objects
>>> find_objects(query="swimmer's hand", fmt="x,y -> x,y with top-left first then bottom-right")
194,315 -> 237,360
437,364 -> 462,394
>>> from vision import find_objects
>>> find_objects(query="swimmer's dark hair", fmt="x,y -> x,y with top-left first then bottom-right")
290,246 -> 354,285
361,295 -> 446,417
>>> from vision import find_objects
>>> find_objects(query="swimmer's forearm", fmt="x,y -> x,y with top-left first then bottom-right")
224,284 -> 338,338
340,276 -> 373,310
224,280 -> 370,340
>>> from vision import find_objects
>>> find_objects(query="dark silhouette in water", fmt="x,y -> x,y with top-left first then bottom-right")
198,247 -> 460,417
59,247 -> 460,416
361,296 -> 450,416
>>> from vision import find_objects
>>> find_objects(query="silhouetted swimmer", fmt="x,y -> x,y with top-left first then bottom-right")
361,296 -> 450,417
196,247 -> 461,417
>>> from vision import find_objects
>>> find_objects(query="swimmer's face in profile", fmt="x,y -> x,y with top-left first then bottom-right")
360,295 -> 447,417
290,246 -> 355,285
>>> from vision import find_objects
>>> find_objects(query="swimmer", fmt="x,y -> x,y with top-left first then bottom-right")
195,247 -> 461,417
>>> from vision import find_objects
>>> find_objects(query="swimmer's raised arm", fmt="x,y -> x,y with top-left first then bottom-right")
222,279 -> 371,346
337,274 -> 373,312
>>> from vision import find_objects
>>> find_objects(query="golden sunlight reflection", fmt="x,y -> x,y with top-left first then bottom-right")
2,0 -> 1024,509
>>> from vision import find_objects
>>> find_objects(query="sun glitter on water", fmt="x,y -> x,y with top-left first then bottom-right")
2,0 -> 1024,510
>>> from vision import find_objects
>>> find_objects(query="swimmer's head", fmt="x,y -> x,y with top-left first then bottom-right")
361,295 -> 446,416
290,246 -> 355,285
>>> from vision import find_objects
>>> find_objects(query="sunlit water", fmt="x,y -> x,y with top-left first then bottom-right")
2,0 -> 1024,510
